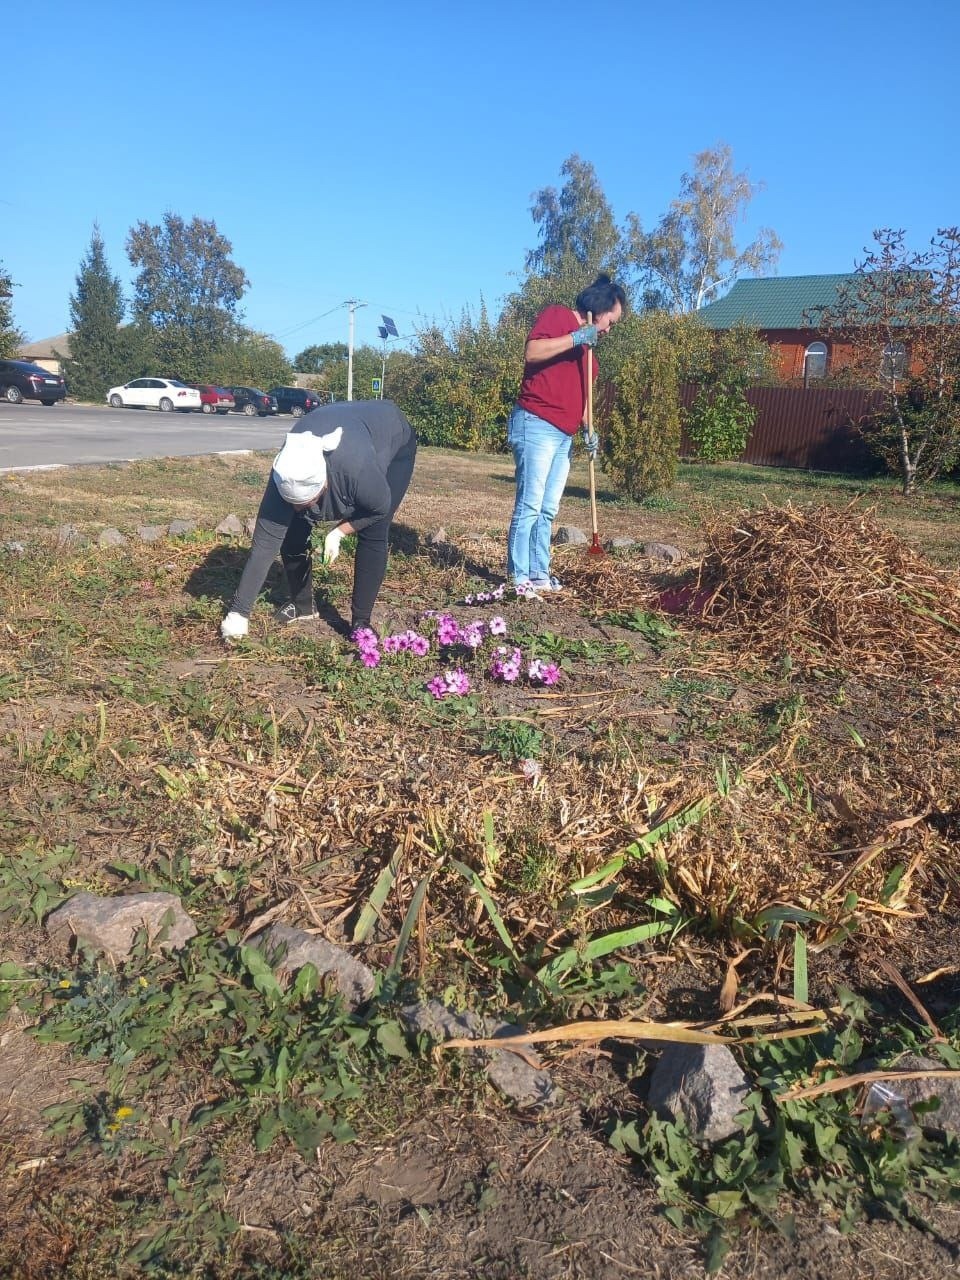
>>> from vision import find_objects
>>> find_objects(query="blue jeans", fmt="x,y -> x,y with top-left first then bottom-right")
506,407 -> 573,585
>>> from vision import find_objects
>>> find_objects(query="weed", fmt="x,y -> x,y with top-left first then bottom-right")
482,718 -> 545,762
521,628 -> 634,665
610,992 -> 960,1271
0,840 -> 73,923
603,608 -> 679,647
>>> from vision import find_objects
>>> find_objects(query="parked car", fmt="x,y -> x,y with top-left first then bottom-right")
0,359 -> 67,405
268,386 -> 325,417
106,378 -> 202,412
225,386 -> 279,417
189,384 -> 235,415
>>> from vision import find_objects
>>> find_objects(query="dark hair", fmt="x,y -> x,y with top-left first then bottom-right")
575,273 -> 627,319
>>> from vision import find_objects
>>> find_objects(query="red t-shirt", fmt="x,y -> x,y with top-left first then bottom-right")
517,304 -> 598,435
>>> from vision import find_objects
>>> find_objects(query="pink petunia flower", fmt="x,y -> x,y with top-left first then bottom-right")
489,645 -> 523,683
352,626 -> 379,651
446,668 -> 471,695
426,668 -> 471,699
489,615 -> 507,636
436,614 -> 461,647
360,649 -> 381,668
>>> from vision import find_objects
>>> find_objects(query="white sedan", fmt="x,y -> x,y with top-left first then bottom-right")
106,378 -> 202,412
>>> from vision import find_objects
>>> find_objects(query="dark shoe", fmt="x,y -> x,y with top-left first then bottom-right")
274,602 -> 317,625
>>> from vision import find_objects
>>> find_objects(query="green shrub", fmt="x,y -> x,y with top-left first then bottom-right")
686,384 -> 756,462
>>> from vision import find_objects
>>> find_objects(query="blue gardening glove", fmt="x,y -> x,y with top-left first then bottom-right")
583,428 -> 600,459
571,324 -> 598,348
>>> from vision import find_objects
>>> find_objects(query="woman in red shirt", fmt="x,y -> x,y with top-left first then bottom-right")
507,274 -> 625,593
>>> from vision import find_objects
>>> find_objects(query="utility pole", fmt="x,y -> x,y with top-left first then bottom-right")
344,299 -> 367,401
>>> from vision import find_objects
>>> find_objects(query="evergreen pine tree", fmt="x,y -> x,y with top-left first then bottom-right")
63,226 -> 128,401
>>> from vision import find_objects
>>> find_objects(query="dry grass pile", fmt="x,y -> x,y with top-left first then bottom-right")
697,503 -> 960,678
555,548 -> 663,614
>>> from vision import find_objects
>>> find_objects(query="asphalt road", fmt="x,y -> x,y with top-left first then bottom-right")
0,401 -> 292,471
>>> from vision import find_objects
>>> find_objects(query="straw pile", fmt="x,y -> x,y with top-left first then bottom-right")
696,503 -> 960,677
555,550 -> 662,614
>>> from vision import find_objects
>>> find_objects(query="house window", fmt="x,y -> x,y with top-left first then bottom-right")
803,341 -> 828,381
881,342 -> 907,381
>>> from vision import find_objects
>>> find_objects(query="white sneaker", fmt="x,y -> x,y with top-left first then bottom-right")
531,576 -> 563,594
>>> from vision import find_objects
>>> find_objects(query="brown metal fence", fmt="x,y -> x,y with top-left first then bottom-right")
678,384 -> 887,472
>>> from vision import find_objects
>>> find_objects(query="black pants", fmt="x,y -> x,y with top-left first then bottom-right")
280,434 -> 417,629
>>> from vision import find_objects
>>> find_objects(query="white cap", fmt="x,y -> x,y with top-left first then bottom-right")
271,428 -> 343,505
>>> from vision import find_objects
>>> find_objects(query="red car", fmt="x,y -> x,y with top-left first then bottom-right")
190,384 -> 235,415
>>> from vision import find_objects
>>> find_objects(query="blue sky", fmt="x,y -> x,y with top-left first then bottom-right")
6,0 -> 957,355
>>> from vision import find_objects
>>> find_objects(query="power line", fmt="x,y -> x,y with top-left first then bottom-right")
274,303 -> 348,340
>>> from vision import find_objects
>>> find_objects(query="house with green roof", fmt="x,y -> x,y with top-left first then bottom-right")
697,274 -> 864,382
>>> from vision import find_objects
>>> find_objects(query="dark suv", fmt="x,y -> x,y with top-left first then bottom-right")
0,359 -> 67,405
225,386 -> 278,417
268,386 -> 325,417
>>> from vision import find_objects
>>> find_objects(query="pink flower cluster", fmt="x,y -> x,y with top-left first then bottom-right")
382,629 -> 430,657
486,648 -> 561,686
426,668 -> 471,700
463,584 -> 506,605
527,658 -> 561,686
353,626 -> 382,668
489,645 -> 523,683
425,613 -> 507,648
353,626 -> 430,667
353,611 -> 561,699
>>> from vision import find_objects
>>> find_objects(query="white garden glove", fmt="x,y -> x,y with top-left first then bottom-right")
323,527 -> 344,565
220,611 -> 249,642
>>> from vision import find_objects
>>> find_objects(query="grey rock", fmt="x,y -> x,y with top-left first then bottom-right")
98,528 -> 128,548
484,1020 -> 557,1108
647,1043 -> 751,1143
608,536 -> 637,550
401,999 -> 557,1109
426,527 -> 447,546
56,524 -> 81,549
1,541 -> 26,555
137,525 -> 166,542
168,519 -> 197,537
46,892 -> 197,962
871,1053 -> 960,1137
244,517 -> 257,538
215,514 -> 244,536
553,525 -> 589,545
250,923 -> 375,1010
401,1000 -> 486,1041
642,541 -> 683,565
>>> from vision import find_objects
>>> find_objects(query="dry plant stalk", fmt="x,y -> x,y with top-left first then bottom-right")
695,503 -> 960,678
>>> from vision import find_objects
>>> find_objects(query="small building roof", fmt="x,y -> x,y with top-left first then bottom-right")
697,275 -> 862,330
18,333 -> 72,359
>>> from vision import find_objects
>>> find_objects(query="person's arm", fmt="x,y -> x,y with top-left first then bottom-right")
525,332 -> 578,364
525,324 -> 597,366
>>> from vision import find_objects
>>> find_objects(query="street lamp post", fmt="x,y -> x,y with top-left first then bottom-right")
344,299 -> 367,401
376,315 -> 399,400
